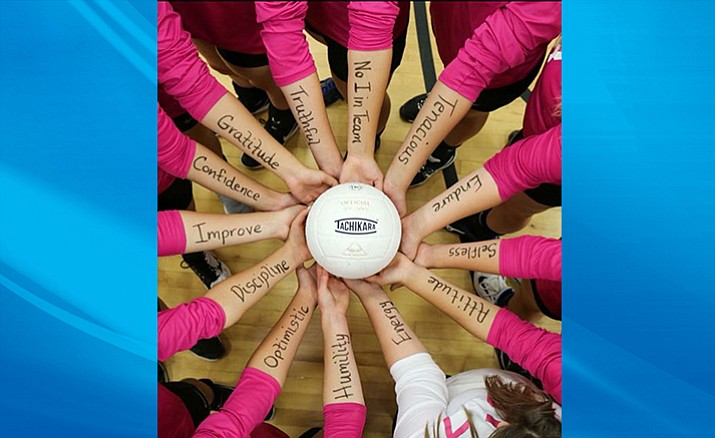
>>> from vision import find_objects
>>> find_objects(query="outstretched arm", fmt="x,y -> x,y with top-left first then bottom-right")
318,268 -> 366,437
157,206 -> 304,256
194,266 -> 319,437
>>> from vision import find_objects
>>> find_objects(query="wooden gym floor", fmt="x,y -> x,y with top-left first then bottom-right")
159,13 -> 561,437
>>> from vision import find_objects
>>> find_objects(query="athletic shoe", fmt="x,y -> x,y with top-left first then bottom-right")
232,82 -> 270,115
190,336 -> 226,361
495,348 -> 543,389
399,93 -> 427,123
199,379 -> 235,410
298,427 -> 323,438
181,250 -> 232,289
472,272 -> 515,307
444,214 -> 499,242
217,194 -> 254,215
409,148 -> 457,187
321,77 -> 343,107
241,112 -> 299,169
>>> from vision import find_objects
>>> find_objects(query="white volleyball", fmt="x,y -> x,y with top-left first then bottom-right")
305,183 -> 401,279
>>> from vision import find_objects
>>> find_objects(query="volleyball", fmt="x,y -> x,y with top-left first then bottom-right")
305,183 -> 402,279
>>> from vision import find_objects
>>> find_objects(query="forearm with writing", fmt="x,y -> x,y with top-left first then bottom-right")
347,49 -> 391,157
356,286 -> 427,368
322,313 -> 364,406
403,264 -> 498,342
204,244 -> 303,328
281,74 -> 343,178
419,239 -> 501,273
409,166 -> 501,238
187,142 -> 292,210
246,288 -> 317,387
179,211 -> 285,254
385,81 -> 472,190
202,93 -> 310,180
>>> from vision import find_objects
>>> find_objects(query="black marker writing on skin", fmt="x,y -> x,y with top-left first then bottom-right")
216,115 -> 279,169
192,222 -> 263,245
351,60 -> 372,144
263,306 -> 311,368
379,301 -> 413,345
447,242 -> 498,259
192,156 -> 261,201
427,276 -> 490,323
331,333 -> 355,400
432,174 -> 482,212
289,86 -> 319,146
230,260 -> 291,302
398,94 -> 458,165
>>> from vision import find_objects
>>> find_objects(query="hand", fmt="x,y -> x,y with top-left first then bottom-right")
413,242 -> 433,268
343,278 -> 385,301
285,167 -> 338,204
340,155 -> 384,189
383,179 -> 407,218
276,205 -> 307,241
296,266 -> 318,303
317,265 -> 350,315
399,214 -> 424,261
285,208 -> 312,262
367,252 -> 414,287
270,192 -> 301,211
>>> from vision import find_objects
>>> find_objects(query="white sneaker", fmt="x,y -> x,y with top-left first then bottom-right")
472,272 -> 515,307
181,250 -> 232,289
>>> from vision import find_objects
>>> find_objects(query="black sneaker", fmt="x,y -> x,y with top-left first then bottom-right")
190,336 -> 226,361
410,148 -> 457,187
241,109 -> 299,169
321,77 -> 343,107
180,251 -> 232,289
158,362 -> 168,383
399,93 -> 427,123
199,379 -> 234,410
444,214 -> 499,242
495,348 -> 543,390
298,427 -> 323,438
232,82 -> 270,115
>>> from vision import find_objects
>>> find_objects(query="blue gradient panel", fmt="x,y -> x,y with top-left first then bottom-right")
565,0 -> 715,436
0,1 -> 156,436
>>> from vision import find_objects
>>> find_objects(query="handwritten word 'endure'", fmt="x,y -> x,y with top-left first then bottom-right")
398,94 -> 457,165
230,260 -> 290,302
432,174 -> 482,212
263,306 -> 311,368
216,115 -> 279,169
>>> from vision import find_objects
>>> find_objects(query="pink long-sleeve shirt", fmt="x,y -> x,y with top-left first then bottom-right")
158,297 -> 366,437
431,2 -> 561,101
484,123 -> 562,201
256,1 -> 408,87
158,210 -> 186,256
158,1 -> 227,121
523,40 -> 562,137
499,235 -> 561,282
157,105 -> 195,194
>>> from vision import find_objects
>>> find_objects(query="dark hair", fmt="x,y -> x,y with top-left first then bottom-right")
486,375 -> 561,438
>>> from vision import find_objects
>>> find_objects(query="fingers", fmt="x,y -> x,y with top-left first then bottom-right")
322,171 -> 338,187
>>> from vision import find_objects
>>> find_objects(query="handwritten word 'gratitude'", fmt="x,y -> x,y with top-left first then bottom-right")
216,115 -> 279,169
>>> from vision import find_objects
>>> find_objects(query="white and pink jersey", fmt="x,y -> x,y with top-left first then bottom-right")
431,2 -> 561,101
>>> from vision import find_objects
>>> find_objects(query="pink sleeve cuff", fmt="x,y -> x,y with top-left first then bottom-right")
157,105 -> 196,180
194,367 -> 281,437
487,309 -> 562,403
323,402 -> 367,437
347,1 -> 399,51
498,236 -> 561,282
158,297 -> 226,361
158,210 -> 186,257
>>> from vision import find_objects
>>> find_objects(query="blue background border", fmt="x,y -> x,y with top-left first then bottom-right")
1,0 -> 714,436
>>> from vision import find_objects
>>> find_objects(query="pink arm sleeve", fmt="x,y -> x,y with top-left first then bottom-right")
347,1 -> 399,50
499,236 -> 561,282
194,368 -> 281,437
158,105 -> 195,180
158,210 -> 186,257
484,123 -> 562,200
439,2 -> 561,101
255,2 -> 316,87
158,297 -> 226,361
157,2 -> 227,120
487,309 -> 562,403
323,403 -> 367,438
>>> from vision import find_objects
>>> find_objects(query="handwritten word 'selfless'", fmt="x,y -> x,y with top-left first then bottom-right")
216,115 -> 279,169
263,306 -> 311,368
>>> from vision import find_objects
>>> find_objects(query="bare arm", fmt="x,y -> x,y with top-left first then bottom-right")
414,239 -> 501,274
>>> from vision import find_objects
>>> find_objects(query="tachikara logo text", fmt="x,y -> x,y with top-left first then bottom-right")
334,217 -> 378,235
